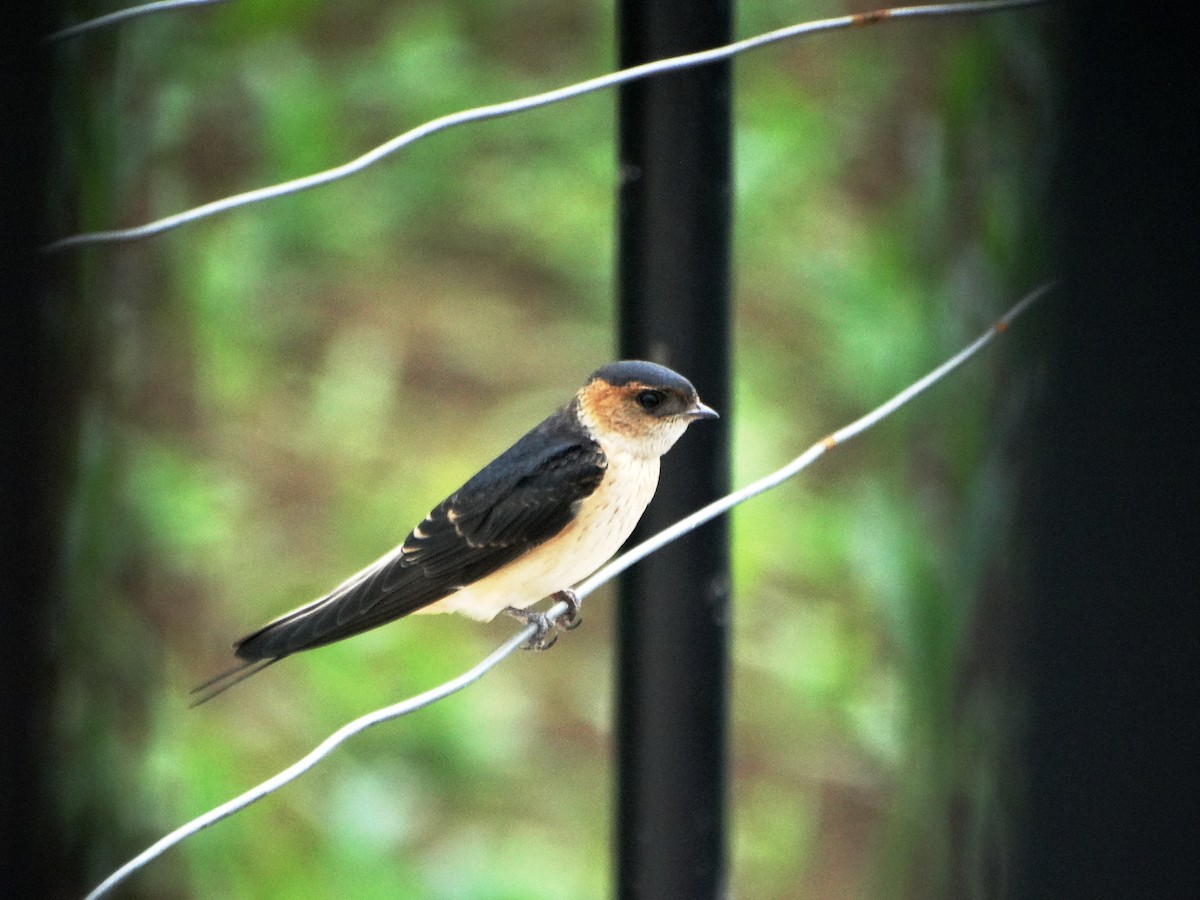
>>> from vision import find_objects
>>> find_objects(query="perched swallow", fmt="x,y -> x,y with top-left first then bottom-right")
193,360 -> 717,703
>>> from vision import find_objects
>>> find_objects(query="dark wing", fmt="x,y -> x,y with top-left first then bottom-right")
230,408 -> 605,663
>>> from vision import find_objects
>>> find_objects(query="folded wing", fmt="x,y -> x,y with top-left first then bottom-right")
232,410 -> 606,662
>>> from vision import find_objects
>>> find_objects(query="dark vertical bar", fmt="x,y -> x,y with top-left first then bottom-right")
1021,6 -> 1200,900
614,1 -> 732,897
1,4 -> 83,898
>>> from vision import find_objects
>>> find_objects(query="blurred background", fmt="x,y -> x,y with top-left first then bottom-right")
39,0 -> 1056,897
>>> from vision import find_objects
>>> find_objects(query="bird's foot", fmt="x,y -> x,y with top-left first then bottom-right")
503,591 -> 582,650
503,606 -> 559,650
551,589 -> 583,631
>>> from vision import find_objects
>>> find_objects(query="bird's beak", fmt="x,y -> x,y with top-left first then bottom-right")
684,400 -> 719,421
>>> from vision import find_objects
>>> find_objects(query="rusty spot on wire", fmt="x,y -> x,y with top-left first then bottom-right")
851,9 -> 893,26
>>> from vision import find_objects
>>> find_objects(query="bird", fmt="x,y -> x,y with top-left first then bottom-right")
192,360 -> 718,703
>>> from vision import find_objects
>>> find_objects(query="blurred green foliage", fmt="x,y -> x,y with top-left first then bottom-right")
50,0 -> 1055,897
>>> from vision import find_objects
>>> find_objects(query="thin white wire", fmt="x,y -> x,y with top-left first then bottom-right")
47,0 -> 231,44
82,280 -> 1055,900
83,630 -> 534,900
566,280 -> 1058,604
45,0 -> 1054,252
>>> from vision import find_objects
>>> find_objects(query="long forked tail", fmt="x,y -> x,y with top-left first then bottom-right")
189,657 -> 280,707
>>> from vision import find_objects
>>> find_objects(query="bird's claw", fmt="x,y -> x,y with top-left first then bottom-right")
551,589 -> 583,631
504,590 -> 582,650
503,606 -> 559,650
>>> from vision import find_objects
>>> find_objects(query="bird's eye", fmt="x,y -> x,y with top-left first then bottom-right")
637,389 -> 664,411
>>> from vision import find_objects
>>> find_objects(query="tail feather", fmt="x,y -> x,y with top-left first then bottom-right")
189,657 -> 280,706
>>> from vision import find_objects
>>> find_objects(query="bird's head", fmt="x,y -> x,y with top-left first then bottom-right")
576,360 -> 718,459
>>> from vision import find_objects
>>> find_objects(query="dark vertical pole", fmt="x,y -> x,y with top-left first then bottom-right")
2,5 -> 82,898
1021,6 -> 1200,900
614,1 -> 732,897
